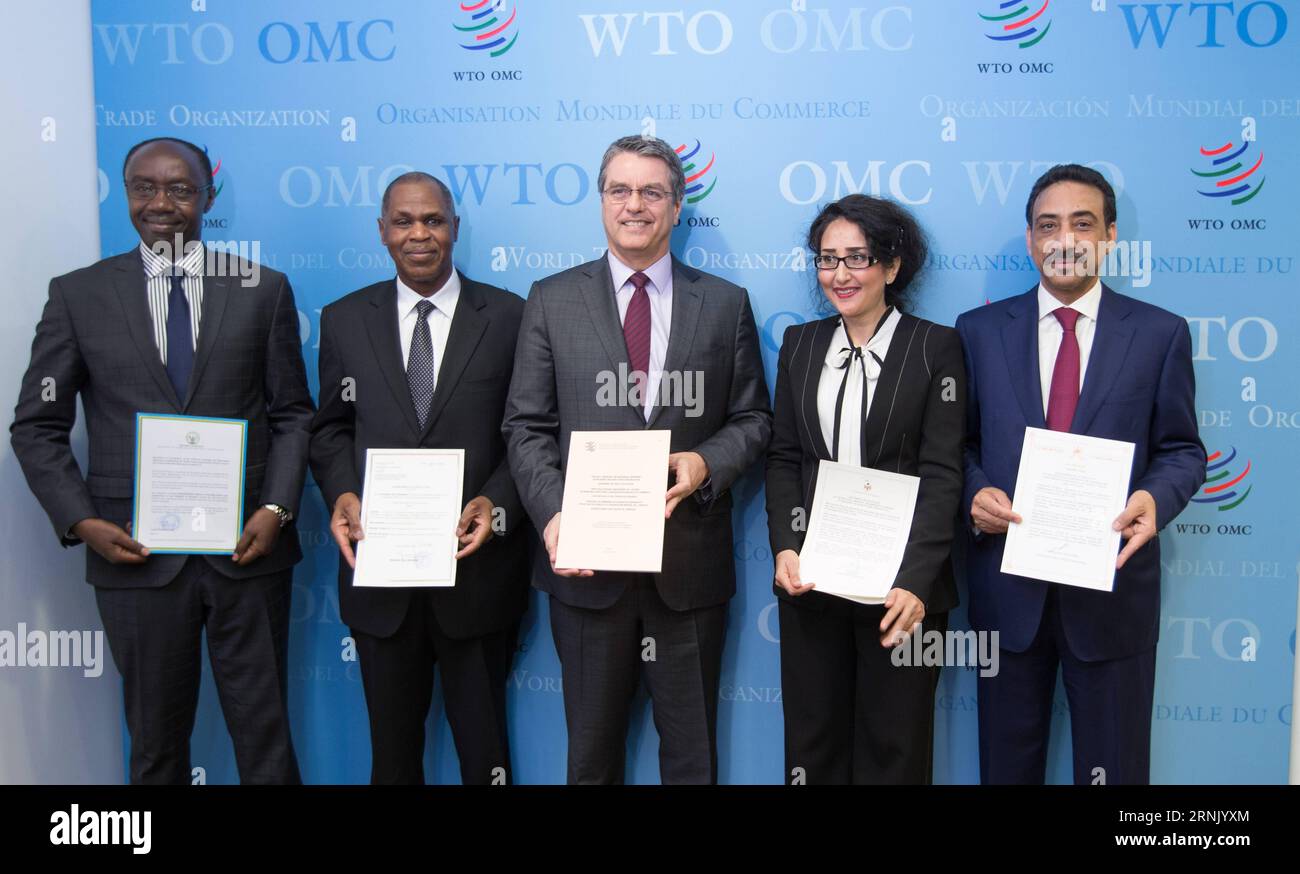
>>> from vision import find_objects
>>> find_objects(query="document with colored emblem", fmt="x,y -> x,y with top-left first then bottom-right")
798,460 -> 921,604
132,413 -> 247,553
354,448 -> 464,588
1001,427 -> 1136,591
555,430 -> 671,573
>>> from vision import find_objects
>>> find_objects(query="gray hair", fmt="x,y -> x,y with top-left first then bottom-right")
597,135 -> 686,205
381,171 -> 457,217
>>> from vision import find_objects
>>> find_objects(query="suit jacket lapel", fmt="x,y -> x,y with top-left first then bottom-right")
113,251 -> 181,410
420,273 -> 488,437
863,312 -> 918,467
580,255 -> 648,428
1071,286 -> 1135,434
799,318 -> 835,461
364,281 -> 422,436
648,258 -> 704,428
1001,289 -> 1045,430
186,267 -> 230,409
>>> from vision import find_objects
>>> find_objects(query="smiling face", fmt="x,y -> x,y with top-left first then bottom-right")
379,180 -> 460,295
124,141 -> 214,250
1026,179 -> 1117,302
816,218 -> 900,335
600,151 -> 682,270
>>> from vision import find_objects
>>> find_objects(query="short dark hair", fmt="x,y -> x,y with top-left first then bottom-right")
806,194 -> 929,313
1025,163 -> 1117,227
598,135 -> 687,205
380,171 -> 456,217
122,136 -> 213,184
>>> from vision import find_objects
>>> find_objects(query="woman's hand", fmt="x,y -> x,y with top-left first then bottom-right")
774,549 -> 816,596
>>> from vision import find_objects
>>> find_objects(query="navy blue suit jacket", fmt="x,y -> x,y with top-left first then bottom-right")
955,285 -> 1205,662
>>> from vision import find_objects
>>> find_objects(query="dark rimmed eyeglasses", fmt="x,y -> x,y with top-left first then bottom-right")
813,253 -> 880,271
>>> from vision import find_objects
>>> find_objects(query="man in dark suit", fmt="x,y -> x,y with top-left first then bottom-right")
310,172 -> 529,784
10,137 -> 314,784
503,135 -> 772,784
956,164 -> 1205,784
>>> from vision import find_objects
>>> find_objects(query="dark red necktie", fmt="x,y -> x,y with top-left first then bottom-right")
623,272 -> 651,407
1045,307 -> 1080,432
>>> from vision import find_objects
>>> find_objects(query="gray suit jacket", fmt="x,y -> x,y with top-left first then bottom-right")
503,254 -> 772,611
10,248 -> 315,588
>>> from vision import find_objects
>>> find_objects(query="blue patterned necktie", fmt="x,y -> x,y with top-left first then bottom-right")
165,272 -> 194,401
407,299 -> 436,428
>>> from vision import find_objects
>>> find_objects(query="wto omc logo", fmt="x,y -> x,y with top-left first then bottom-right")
1191,446 -> 1253,511
676,140 -> 717,204
980,0 -> 1053,48
455,0 -> 519,58
204,146 -> 224,198
1192,140 -> 1265,206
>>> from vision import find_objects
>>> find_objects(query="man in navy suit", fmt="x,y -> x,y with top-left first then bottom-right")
955,164 -> 1205,785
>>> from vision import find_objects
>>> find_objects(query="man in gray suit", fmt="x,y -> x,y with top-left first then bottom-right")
10,137 -> 313,784
503,134 -> 772,784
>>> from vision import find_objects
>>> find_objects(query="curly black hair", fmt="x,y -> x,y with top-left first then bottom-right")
806,193 -> 929,313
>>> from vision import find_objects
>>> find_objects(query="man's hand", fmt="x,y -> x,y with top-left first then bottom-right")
773,549 -> 815,597
233,508 -> 282,566
665,451 -> 710,519
455,495 -> 495,560
1114,489 -> 1158,570
72,518 -> 150,565
330,492 -> 364,569
970,486 -> 1022,535
880,587 -> 926,648
543,513 -> 593,578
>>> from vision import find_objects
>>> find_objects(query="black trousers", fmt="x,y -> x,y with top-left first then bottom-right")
549,576 -> 727,785
978,586 -> 1156,785
779,597 -> 948,785
353,591 -> 518,785
94,557 -> 299,785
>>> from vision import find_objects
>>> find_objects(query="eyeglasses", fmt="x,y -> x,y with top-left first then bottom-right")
602,185 -> 671,205
813,253 -> 881,271
125,181 -> 212,204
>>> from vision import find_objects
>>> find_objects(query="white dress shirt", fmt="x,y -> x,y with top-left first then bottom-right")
817,308 -> 901,468
140,241 -> 205,365
609,251 -> 673,421
397,270 -> 460,389
1037,281 -> 1101,415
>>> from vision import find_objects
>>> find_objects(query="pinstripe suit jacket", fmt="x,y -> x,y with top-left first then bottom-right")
503,254 -> 772,611
10,248 -> 315,588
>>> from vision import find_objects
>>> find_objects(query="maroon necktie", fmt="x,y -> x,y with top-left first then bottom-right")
623,272 -> 651,408
1045,307 -> 1081,432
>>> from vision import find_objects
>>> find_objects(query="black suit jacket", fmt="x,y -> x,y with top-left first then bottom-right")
503,255 -> 773,612
765,313 -> 966,613
11,248 -> 314,587
310,273 -> 530,640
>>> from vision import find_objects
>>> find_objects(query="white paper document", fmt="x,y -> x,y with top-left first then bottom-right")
555,430 -> 671,573
133,413 -> 247,553
354,449 -> 464,588
1000,427 -> 1136,591
798,460 -> 921,604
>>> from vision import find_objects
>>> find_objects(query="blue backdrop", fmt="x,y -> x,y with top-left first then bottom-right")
88,0 -> 1298,784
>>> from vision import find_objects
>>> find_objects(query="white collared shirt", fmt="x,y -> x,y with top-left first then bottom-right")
139,241 -> 205,365
817,309 -> 901,468
1037,281 -> 1101,415
609,250 -> 673,421
397,270 -> 460,389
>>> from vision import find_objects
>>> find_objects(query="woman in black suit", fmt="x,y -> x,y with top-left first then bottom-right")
766,194 -> 966,784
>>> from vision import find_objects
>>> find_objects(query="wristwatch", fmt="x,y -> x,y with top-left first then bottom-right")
262,503 -> 292,528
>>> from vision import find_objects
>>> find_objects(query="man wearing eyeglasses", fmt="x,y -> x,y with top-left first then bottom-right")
10,137 -> 314,784
503,134 -> 772,784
